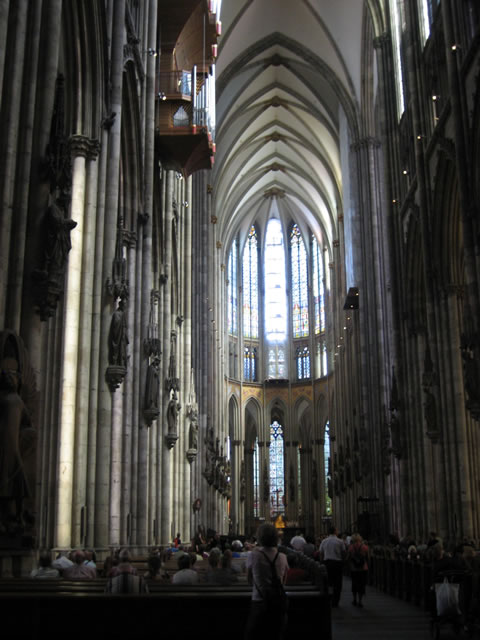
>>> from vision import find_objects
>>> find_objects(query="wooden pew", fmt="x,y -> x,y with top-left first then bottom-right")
0,582 -> 331,640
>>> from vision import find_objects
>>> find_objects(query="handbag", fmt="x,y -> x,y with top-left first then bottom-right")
434,577 -> 461,617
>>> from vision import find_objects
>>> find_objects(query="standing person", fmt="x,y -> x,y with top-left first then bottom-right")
244,523 -> 289,640
348,533 -> 369,607
319,525 -> 346,607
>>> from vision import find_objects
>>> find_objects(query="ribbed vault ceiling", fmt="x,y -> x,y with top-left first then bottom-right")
214,0 -> 384,251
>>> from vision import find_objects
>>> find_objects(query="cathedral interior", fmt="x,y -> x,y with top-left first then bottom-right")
0,0 -> 480,572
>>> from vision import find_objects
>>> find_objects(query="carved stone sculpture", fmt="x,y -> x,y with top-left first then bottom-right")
108,298 -> 128,367
165,391 -> 180,449
34,198 -> 77,319
0,331 -> 37,535
144,356 -> 160,426
187,412 -> 199,464
106,298 -> 128,391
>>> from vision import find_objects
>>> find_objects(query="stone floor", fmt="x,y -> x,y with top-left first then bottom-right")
331,577 -> 478,639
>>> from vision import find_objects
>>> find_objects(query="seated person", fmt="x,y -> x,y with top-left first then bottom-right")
63,550 -> 96,579
144,553 -> 169,581
172,552 -> 199,585
30,550 -> 60,579
105,550 -> 148,593
207,549 -> 238,585
285,552 -> 308,585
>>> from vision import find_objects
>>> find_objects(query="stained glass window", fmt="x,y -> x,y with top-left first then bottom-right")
291,225 -> 309,338
313,236 -> 325,334
253,437 -> 259,518
268,345 -> 286,379
244,346 -> 257,382
270,421 -> 285,517
227,240 -> 238,335
265,219 -> 287,343
324,422 -> 332,516
243,226 -> 259,339
296,346 -> 311,380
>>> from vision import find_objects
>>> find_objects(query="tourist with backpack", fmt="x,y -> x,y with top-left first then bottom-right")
347,533 -> 369,607
244,523 -> 289,640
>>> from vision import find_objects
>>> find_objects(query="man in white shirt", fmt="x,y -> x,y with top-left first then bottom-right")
319,526 -> 346,606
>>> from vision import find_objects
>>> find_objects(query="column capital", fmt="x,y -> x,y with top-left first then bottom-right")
69,134 -> 101,159
350,136 -> 381,152
373,32 -> 390,50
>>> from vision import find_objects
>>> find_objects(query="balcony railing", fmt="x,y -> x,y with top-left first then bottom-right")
157,71 -> 192,99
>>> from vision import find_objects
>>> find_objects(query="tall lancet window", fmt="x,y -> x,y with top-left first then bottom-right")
390,0 -> 406,118
296,345 -> 311,380
253,437 -> 260,517
291,224 -> 309,338
265,218 -> 287,378
243,225 -> 259,339
313,236 -> 325,334
227,240 -> 238,335
324,421 -> 332,515
418,0 -> 431,43
244,346 -> 257,382
269,421 -> 285,517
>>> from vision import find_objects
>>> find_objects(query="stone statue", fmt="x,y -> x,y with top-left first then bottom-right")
189,417 -> 199,451
167,391 -> 180,436
44,199 -> 77,278
108,298 -> 128,367
0,364 -> 34,532
144,356 -> 160,411
205,424 -> 214,453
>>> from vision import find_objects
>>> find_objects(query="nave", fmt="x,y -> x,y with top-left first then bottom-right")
332,577 -> 480,640
332,576 -> 463,640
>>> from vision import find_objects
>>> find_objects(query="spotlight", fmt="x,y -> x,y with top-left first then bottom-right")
157,91 -> 166,101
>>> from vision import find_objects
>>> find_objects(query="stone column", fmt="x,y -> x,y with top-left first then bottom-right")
86,126 -> 109,547
160,170 -> 174,543
95,0 -> 126,547
6,0 -> 43,331
181,177 -> 193,536
71,138 -> 101,547
0,0 -> 11,107
55,141 -> 88,548
441,0 -> 479,312
21,0 -> 62,362
121,232 -> 137,545
0,0 -> 27,326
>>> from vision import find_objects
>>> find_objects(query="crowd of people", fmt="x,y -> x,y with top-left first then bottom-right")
28,524 -> 370,608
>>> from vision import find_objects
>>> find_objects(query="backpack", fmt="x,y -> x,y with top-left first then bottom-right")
255,550 -> 289,613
